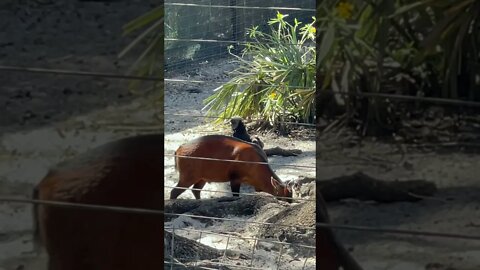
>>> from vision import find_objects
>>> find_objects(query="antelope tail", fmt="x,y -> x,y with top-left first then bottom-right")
174,150 -> 178,171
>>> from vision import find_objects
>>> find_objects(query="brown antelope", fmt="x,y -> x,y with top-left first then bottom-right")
171,135 -> 292,201
33,134 -> 164,270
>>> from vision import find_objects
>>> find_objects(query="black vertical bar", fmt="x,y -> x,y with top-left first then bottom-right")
315,0 -> 321,262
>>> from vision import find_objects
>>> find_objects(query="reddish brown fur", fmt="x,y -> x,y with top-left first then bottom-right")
317,190 -> 363,270
34,134 -> 164,270
171,135 -> 291,200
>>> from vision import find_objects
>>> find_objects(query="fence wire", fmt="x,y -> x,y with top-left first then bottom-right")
2,197 -> 480,241
165,2 -> 316,12
165,261 -> 266,270
165,37 -> 316,47
0,197 -> 313,230
163,185 -> 316,203
0,65 -> 162,81
164,112 -> 317,127
165,77 -> 314,89
165,226 -> 314,270
2,1 -> 480,267
164,152 -> 314,202
164,0 -> 314,71
4,64 -> 480,108
166,153 -> 316,169
315,222 -> 480,241
165,227 -> 316,249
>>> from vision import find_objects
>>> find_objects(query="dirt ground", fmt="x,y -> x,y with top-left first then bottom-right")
164,57 -> 480,270
1,1 -> 480,270
0,1 -> 160,269
320,137 -> 480,270
163,58 -> 316,269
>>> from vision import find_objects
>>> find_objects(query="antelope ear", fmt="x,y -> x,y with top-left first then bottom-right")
270,177 -> 279,188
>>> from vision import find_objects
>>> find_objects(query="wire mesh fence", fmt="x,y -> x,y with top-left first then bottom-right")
2,194 -> 479,269
164,5 -> 316,267
3,61 -> 480,109
164,0 -> 314,72
2,197 -> 480,242
4,64 -> 480,109
1,1 -> 480,269
164,226 -> 315,270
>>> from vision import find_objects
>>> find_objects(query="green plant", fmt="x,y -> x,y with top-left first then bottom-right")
316,0 -> 480,137
393,0 -> 480,99
118,6 -> 164,93
202,12 -> 316,126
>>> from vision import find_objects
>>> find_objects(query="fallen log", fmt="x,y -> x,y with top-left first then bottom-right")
317,172 -> 437,202
264,146 -> 302,157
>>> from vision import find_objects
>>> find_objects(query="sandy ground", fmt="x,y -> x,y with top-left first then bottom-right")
0,1 -> 160,269
164,56 -> 479,270
0,1 -> 316,269
164,59 -> 316,200
164,59 -> 480,269
0,98 -> 160,270
1,1 -> 479,270
320,139 -> 480,270
164,58 -> 316,269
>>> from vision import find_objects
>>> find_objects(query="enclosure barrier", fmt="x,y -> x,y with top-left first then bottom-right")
0,197 -> 315,269
164,2 -> 315,12
163,185 -> 316,203
3,1 -> 480,267
167,153 -> 315,169
164,227 -> 315,269
165,37 -> 317,46
3,57 -> 480,266
2,64 -> 480,108
1,197 -> 480,241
